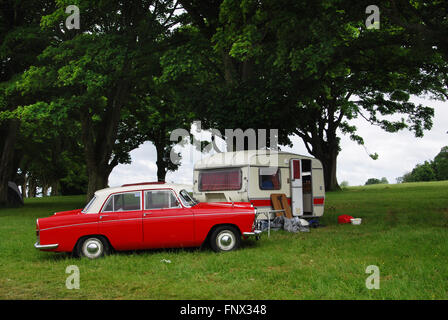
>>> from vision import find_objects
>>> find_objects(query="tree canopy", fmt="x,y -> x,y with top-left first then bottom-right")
14,0 -> 189,200
167,0 -> 448,190
1,0 -> 447,205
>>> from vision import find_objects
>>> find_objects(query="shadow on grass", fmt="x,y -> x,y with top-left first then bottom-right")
113,246 -> 203,257
36,238 -> 263,262
36,251 -> 77,262
112,239 -> 262,257
35,248 -> 198,262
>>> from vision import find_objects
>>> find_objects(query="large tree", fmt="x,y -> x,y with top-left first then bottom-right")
175,0 -> 448,191
18,0 -> 184,200
0,0 -> 54,205
14,104 -> 86,197
160,2 -> 295,149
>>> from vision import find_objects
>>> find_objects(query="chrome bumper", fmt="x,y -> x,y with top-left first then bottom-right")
34,242 -> 59,250
243,230 -> 262,236
243,230 -> 262,240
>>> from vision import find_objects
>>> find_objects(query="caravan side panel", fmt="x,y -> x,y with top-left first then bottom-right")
247,166 -> 290,208
311,159 -> 325,217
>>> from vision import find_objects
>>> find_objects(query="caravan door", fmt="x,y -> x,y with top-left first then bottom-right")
290,159 -> 303,216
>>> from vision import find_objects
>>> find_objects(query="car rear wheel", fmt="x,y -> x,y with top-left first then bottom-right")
77,236 -> 109,259
210,226 -> 241,252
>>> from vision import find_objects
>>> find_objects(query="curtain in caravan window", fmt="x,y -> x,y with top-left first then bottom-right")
259,167 -> 281,190
199,169 -> 242,191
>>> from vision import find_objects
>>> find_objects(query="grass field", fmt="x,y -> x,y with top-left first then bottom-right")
1,181 -> 447,299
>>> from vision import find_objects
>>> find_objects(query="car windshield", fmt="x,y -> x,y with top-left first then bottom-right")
82,196 -> 97,213
179,189 -> 199,207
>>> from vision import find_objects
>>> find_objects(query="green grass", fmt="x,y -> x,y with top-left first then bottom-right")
1,181 -> 448,299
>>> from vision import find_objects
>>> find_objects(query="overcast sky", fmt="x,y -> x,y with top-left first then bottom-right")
109,96 -> 447,188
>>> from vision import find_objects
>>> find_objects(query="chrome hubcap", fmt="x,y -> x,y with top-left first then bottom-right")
220,235 -> 232,246
82,238 -> 103,259
217,231 -> 235,251
87,243 -> 99,254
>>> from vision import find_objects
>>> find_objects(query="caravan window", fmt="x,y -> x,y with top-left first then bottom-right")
199,169 -> 242,191
259,167 -> 281,190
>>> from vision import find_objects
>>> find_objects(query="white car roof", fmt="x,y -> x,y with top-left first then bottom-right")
84,182 -> 192,214
95,182 -> 191,195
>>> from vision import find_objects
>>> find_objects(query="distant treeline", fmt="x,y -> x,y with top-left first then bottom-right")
397,146 -> 448,183
364,177 -> 389,186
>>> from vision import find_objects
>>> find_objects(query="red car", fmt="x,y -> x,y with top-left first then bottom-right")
35,182 -> 261,259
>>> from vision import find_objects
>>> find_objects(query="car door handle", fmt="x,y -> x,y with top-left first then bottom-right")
99,215 -> 110,220
143,212 -> 152,217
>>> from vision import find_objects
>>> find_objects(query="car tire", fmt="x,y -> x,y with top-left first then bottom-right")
210,226 -> 241,252
76,236 -> 109,259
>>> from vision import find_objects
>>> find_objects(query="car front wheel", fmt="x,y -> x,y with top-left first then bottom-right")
210,226 -> 241,252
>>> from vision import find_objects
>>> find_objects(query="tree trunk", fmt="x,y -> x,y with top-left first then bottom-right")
28,178 -> 37,198
42,185 -> 49,197
21,174 -> 27,198
0,119 -> 19,206
80,62 -> 130,201
319,150 -> 341,192
156,161 -> 167,182
297,125 -> 342,191
50,181 -> 60,196
81,103 -> 123,201
86,166 -> 110,201
81,105 -> 118,200
309,138 -> 341,192
154,132 -> 167,182
296,97 -> 345,192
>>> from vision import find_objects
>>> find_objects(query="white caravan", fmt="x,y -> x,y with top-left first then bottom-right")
193,150 -> 325,219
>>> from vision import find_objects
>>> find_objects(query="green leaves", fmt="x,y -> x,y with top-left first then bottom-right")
228,25 -> 263,61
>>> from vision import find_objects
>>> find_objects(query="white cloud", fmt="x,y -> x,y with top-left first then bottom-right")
337,97 -> 448,185
108,142 -> 158,187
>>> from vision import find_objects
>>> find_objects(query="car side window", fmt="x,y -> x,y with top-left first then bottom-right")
102,192 -> 141,212
145,190 -> 180,210
103,197 -> 113,212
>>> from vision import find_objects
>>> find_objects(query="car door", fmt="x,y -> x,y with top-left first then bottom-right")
142,189 -> 195,248
99,191 -> 143,250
